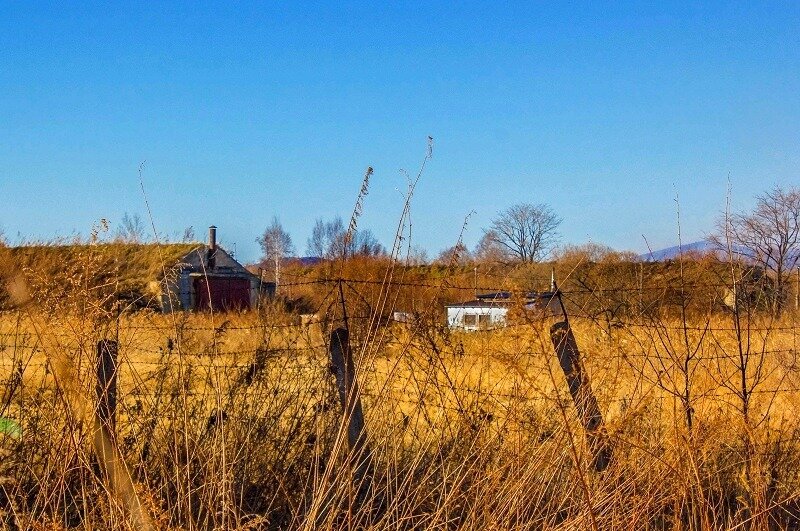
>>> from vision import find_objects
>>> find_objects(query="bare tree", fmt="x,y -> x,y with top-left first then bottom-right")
712,186 -> 800,316
485,203 -> 561,262
116,213 -> 146,243
435,242 -> 472,265
473,229 -> 510,263
182,226 -> 196,242
350,229 -> 384,257
307,217 -> 347,258
257,217 -> 294,292
326,217 -> 349,258
306,219 -> 328,258
306,216 -> 385,259
405,245 -> 429,265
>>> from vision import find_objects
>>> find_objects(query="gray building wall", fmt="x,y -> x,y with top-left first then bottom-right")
159,245 -> 264,312
446,306 -> 509,331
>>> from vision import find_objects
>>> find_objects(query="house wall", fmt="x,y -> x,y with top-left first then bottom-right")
447,306 -> 508,331
194,276 -> 252,310
155,273 -> 182,313
159,245 -> 263,312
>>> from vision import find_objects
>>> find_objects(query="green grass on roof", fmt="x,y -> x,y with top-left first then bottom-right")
0,243 -> 204,310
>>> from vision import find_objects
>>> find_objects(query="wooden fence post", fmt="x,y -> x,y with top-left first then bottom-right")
550,321 -> 612,471
97,339 -> 118,432
328,327 -> 373,500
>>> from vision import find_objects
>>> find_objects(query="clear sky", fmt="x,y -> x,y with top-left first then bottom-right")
1,2 -> 798,262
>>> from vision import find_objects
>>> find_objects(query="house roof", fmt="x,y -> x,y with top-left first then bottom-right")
446,299 -> 514,309
446,291 -> 558,309
0,243 -> 204,307
476,291 -> 557,300
4,242 -> 201,275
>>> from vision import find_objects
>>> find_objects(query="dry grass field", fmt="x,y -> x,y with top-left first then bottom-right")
2,289 -> 800,530
2,206 -> 800,529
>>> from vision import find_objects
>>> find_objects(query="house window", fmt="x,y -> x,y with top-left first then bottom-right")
463,313 -> 477,326
478,314 -> 491,327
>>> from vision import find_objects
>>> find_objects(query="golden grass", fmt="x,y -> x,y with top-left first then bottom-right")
2,305 -> 800,529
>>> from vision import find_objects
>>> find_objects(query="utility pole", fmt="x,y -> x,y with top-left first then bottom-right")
274,248 -> 280,296
639,262 -> 643,310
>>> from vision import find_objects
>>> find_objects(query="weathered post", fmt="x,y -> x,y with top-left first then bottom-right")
328,328 -> 373,491
96,339 -> 118,431
312,327 -> 374,526
550,321 -> 612,471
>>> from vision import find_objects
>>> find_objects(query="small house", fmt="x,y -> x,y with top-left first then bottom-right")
1,226 -> 273,313
159,226 -> 274,312
446,291 -> 560,331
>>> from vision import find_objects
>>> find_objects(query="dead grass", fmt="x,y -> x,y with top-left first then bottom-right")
2,304 -> 800,530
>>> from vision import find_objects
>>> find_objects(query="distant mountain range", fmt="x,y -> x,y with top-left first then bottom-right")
290,256 -> 324,266
642,241 -> 800,267
639,241 -> 720,261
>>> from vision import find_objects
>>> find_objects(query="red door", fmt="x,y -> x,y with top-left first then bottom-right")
194,277 -> 251,311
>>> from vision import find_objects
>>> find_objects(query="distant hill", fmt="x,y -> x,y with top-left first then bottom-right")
642,241 -> 800,267
295,256 -> 324,266
639,241 -> 719,261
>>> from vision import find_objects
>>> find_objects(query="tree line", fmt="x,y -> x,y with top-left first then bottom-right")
258,185 -> 800,316
258,203 -> 564,269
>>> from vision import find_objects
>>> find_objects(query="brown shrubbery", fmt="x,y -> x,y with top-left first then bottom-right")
1,248 -> 800,529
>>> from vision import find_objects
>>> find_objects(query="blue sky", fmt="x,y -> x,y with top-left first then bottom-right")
1,2 -> 798,262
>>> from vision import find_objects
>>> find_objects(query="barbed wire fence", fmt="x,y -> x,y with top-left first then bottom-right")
3,271 -> 800,528
2,274 -> 799,455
